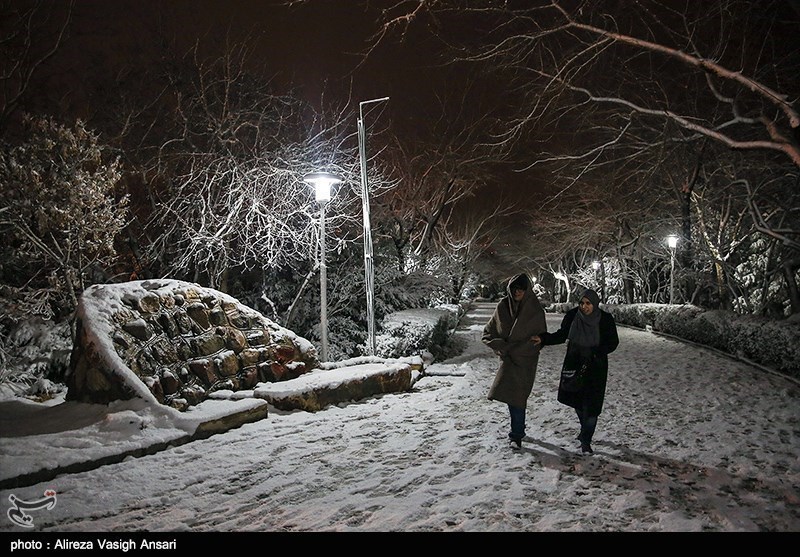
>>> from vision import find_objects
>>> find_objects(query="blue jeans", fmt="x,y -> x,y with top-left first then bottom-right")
576,407 -> 598,445
508,404 -> 526,441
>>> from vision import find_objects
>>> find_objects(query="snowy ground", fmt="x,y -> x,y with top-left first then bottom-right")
1,303 -> 799,532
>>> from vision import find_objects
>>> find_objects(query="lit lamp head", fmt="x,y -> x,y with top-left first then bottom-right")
303,172 -> 342,203
592,260 -> 601,270
667,234 -> 679,249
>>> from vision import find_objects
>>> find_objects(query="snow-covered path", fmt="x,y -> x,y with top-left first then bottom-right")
1,303 -> 798,532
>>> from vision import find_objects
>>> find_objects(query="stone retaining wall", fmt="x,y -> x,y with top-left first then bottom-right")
66,280 -> 318,411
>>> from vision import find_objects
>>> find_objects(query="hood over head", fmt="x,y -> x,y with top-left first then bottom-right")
579,288 -> 601,308
507,274 -> 530,295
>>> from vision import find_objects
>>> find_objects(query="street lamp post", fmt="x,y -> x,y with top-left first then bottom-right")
592,260 -> 605,303
666,234 -> 679,305
357,96 -> 388,356
304,171 -> 342,362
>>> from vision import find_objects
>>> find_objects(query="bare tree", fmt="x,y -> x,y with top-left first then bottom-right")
365,1 -> 799,167
142,41 -> 363,294
375,133 -> 482,270
363,0 -> 800,313
741,175 -> 800,314
431,195 -> 519,302
0,0 -> 73,131
373,72 -> 514,272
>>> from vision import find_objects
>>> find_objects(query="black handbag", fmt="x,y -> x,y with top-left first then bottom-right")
560,362 -> 589,392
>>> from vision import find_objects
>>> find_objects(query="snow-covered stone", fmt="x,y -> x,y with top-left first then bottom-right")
253,362 -> 413,412
66,279 -> 318,411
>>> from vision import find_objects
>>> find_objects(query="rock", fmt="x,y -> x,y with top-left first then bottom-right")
65,280 -> 318,410
254,363 -> 413,412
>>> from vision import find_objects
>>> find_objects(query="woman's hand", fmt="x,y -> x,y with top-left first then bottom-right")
531,335 -> 542,346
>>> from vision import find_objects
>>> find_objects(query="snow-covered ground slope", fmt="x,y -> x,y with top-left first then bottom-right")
1,303 -> 798,532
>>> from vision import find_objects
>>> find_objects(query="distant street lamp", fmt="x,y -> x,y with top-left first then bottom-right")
304,171 -> 342,362
357,96 -> 389,356
592,260 -> 605,303
666,234 -> 679,305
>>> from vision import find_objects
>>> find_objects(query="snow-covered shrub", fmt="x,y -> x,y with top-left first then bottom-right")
377,268 -> 451,316
663,310 -> 800,378
606,303 -> 800,380
653,305 -> 706,337
608,303 -> 672,330
24,377 -> 66,402
0,317 -> 72,394
433,303 -> 462,329
460,274 -> 487,301
375,321 -> 431,360
681,310 -> 733,353
738,320 -> 800,377
326,315 -> 368,362
375,306 -> 463,361
0,115 -> 128,320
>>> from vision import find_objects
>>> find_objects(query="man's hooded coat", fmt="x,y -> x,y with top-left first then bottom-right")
481,274 -> 547,408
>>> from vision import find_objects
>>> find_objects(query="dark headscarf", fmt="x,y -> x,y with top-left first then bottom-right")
508,274 -> 529,293
568,288 -> 601,347
506,273 -> 530,317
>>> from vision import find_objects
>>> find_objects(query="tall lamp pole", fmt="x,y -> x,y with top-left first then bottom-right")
592,260 -> 605,303
304,171 -> 342,362
667,234 -> 679,305
357,96 -> 389,356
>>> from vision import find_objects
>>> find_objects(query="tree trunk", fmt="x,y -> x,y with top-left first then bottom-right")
218,267 -> 229,294
63,267 -> 78,317
783,260 -> 800,316
714,261 -> 731,310
393,239 -> 406,273
681,145 -> 703,305
285,267 -> 318,328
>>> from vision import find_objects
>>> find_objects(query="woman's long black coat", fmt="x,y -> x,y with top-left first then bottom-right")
540,307 -> 619,416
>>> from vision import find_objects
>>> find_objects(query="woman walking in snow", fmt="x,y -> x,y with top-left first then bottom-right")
482,273 -> 547,449
533,288 -> 619,454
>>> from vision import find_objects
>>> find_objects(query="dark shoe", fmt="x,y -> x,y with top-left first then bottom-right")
581,443 -> 593,454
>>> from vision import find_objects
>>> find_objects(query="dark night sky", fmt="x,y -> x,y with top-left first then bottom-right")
24,0 -> 533,205
19,0 -> 508,186
32,0 -> 799,209
37,0 -> 451,129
